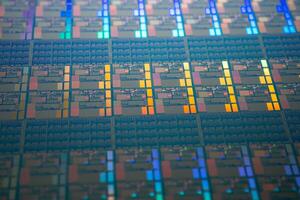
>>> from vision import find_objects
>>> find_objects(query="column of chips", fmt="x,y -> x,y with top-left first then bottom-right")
63,65 -> 70,118
151,149 -> 164,200
181,62 -> 197,114
60,0 -> 73,39
140,63 -> 155,115
107,150 -> 115,200
97,0 -> 110,39
241,146 -> 260,200
134,0 -> 148,38
241,0 -> 259,35
259,60 -> 280,111
99,64 -> 112,116
276,0 -> 297,33
205,0 -> 222,36
25,1 -> 35,39
285,144 -> 300,191
219,61 -> 239,112
170,0 -> 185,37
194,147 -> 212,200
19,67 -> 29,120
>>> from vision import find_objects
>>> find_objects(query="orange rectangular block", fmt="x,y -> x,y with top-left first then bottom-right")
156,102 -> 164,114
105,65 -> 110,72
64,75 -> 70,82
106,108 -> 112,116
230,95 -> 236,104
73,5 -> 81,16
231,104 -> 238,112
73,26 -> 80,38
105,73 -> 111,80
116,164 -> 125,180
162,161 -> 172,178
266,102 -> 274,111
106,99 -> 111,107
64,82 -> 69,90
279,95 -> 289,109
252,158 -> 264,174
190,105 -> 197,113
225,104 -> 232,112
105,81 -> 111,89
141,106 -> 148,115
295,20 -> 300,32
56,110 -> 62,118
71,103 -> 79,117
183,105 -> 190,114
263,184 -> 275,191
20,168 -> 30,185
184,24 -> 193,35
146,5 -> 153,15
0,6 -> 5,17
106,91 -> 111,98
29,77 -> 38,90
34,27 -> 42,39
110,5 -> 117,16
72,81 -> 80,89
221,23 -> 230,34
114,104 -> 122,115
111,26 -> 119,37
27,104 -> 36,118
65,66 -> 70,74
258,22 -> 267,33
181,4 -> 189,14
273,102 -> 280,111
36,5 -> 43,17
63,110 -> 68,118
148,106 -> 154,115
69,165 -> 78,183
198,102 -> 206,112
148,25 -> 156,36
207,159 -> 218,176
188,96 -> 195,105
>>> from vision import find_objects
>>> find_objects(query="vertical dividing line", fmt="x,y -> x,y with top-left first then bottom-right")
134,0 -> 148,38
181,62 -> 197,114
219,60 -> 239,112
241,0 -> 259,35
205,0 -> 222,36
196,115 -> 205,145
259,59 -> 281,111
97,0 -> 111,39
140,63 -> 155,115
18,66 -> 29,120
170,0 -> 186,37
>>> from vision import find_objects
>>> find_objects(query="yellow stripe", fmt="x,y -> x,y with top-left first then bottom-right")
260,60 -> 281,111
141,63 -> 155,115
104,64 -> 112,116
182,62 -> 197,114
221,61 -> 239,112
